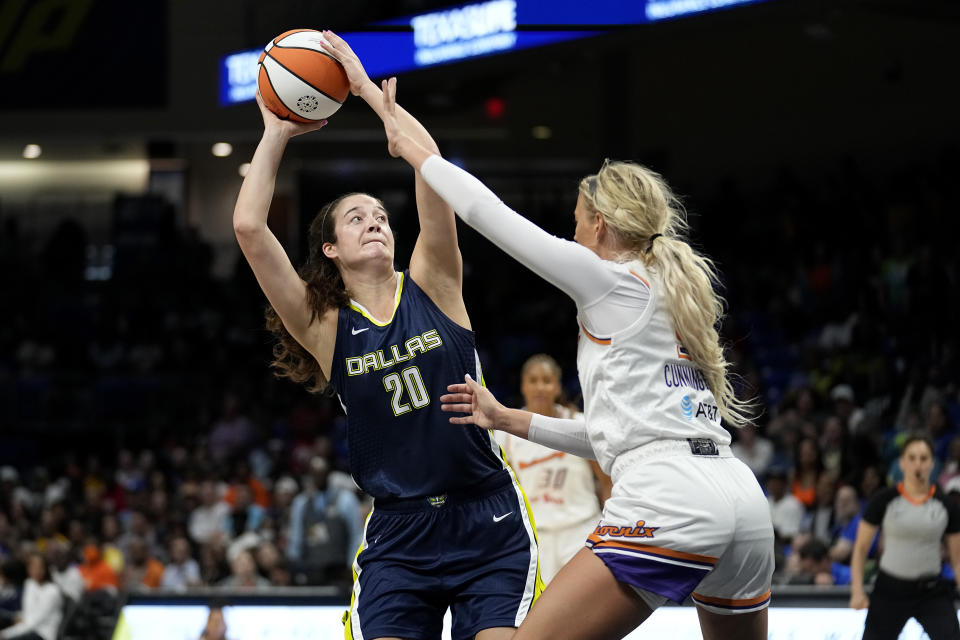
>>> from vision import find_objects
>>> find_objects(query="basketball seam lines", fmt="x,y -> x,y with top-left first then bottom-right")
273,44 -> 340,64
259,62 -> 297,122
263,50 -> 344,106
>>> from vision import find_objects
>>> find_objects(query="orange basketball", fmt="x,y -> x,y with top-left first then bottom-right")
257,29 -> 350,123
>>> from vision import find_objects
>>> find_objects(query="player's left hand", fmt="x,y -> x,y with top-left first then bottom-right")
380,77 -> 409,158
320,31 -> 369,96
441,374 -> 501,430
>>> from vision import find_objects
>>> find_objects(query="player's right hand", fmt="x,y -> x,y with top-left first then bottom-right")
319,30 -> 369,97
441,374 -> 501,430
849,591 -> 869,610
256,91 -> 327,139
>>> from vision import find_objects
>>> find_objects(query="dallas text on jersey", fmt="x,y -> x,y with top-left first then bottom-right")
345,329 -> 443,376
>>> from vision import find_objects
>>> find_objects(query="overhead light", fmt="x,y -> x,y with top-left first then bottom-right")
212,142 -> 233,157
238,162 -> 251,177
531,126 -> 552,140
23,144 -> 41,159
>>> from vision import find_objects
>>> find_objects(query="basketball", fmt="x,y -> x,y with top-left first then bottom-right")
257,29 -> 350,122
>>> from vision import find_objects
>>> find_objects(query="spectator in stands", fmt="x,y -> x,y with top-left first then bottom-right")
118,509 -> 160,560
819,416 -> 849,476
937,436 -> 960,489
828,485 -> 869,564
767,468 -> 805,544
795,538 -> 850,586
224,485 -> 265,539
77,539 -> 118,593
802,471 -> 838,543
791,437 -> 823,508
927,403 -> 958,462
0,552 -> 62,640
188,481 -> 230,546
208,393 -> 255,464
46,540 -> 83,603
114,449 -> 144,493
831,384 -> 865,433
859,464 -> 886,503
32,505 -> 66,556
286,456 -> 362,585
217,549 -> 268,590
266,476 -> 298,543
161,535 -> 201,590
99,514 -> 125,574
120,536 -> 164,591
0,559 -> 23,626
731,423 -> 775,479
198,542 -> 229,586
223,460 -> 270,510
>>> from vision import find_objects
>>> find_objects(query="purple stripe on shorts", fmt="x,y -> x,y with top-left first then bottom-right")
593,548 -> 709,604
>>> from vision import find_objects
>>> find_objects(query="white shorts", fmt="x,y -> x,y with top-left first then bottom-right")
538,516 -> 600,584
586,439 -> 774,615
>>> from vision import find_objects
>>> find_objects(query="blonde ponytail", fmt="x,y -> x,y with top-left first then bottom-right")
579,160 -> 753,426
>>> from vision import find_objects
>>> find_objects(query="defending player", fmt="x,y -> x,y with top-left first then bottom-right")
377,76 -> 774,639
234,34 -> 541,640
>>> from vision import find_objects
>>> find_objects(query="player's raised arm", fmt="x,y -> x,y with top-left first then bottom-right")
321,33 -> 466,324
233,93 -> 335,376
378,77 -> 619,310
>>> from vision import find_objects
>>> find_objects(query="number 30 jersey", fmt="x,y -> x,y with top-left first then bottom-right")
496,406 -> 601,531
329,271 -> 505,500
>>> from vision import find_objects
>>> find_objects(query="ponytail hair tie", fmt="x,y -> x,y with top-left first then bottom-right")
646,233 -> 663,253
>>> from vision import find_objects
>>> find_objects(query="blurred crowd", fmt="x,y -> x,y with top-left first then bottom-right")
0,149 -> 958,633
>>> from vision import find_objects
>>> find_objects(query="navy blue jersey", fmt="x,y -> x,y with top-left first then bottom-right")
329,271 -> 505,499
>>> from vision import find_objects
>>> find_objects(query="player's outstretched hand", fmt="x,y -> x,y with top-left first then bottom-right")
441,374 -> 502,430
319,30 -> 369,96
380,77 -> 409,158
256,91 -> 327,139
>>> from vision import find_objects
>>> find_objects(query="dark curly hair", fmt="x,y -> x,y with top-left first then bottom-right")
265,192 -> 386,393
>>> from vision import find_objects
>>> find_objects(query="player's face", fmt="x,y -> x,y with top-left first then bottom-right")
900,441 -> 934,485
521,363 -> 561,411
573,195 -> 600,253
329,194 -> 394,265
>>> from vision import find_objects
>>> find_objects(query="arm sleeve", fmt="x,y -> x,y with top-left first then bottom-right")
528,414 -> 596,460
420,155 -> 619,307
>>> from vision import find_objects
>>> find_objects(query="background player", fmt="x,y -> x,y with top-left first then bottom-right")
497,354 -> 610,584
234,34 -> 540,640
377,76 -> 774,639
850,435 -> 960,640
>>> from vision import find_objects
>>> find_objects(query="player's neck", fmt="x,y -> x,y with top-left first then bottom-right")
901,478 -> 931,498
344,269 -> 400,319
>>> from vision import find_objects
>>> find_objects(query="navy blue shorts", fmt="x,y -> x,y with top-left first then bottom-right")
344,471 -> 543,640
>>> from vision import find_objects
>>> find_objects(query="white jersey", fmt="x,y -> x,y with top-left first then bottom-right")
497,405 -> 602,530
575,260 -> 731,473
419,156 -> 732,475
421,155 -> 772,613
